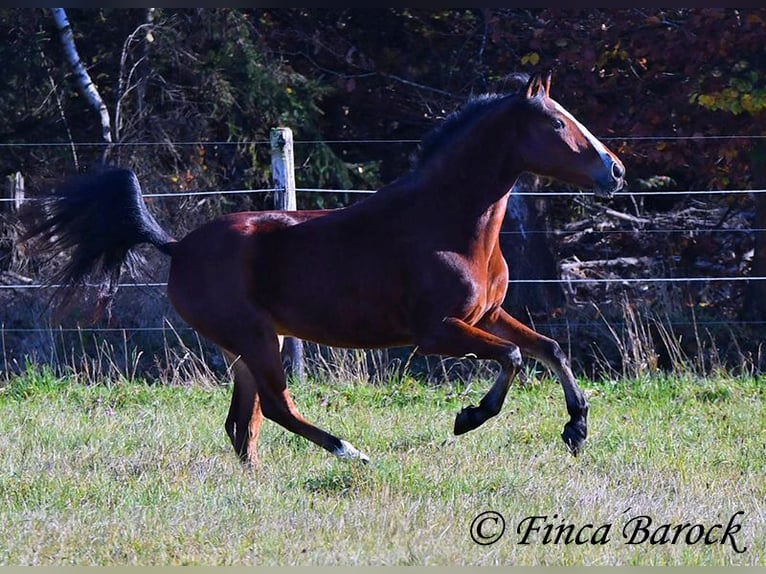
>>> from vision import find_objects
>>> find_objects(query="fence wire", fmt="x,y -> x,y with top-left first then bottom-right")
3,137 -> 765,339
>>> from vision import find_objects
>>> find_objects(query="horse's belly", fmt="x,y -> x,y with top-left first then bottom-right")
266,289 -> 414,349
264,284 -> 412,348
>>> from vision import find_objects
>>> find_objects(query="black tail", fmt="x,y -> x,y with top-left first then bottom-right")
21,167 -> 175,318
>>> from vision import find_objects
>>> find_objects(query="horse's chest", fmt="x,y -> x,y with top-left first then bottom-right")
432,250 -> 508,322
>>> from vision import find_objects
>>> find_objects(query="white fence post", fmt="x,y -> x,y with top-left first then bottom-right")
270,127 -> 305,382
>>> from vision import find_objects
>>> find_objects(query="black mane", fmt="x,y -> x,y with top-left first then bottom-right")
416,72 -> 531,168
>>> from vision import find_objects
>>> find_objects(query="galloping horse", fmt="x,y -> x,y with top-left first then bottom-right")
24,73 -> 624,465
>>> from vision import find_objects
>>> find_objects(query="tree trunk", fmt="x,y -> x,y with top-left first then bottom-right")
136,8 -> 155,119
745,142 -> 766,321
500,175 -> 565,320
50,8 -> 112,145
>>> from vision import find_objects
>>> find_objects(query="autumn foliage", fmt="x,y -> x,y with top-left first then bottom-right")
2,9 -> 765,373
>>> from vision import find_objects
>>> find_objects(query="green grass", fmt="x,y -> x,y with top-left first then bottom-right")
0,365 -> 764,565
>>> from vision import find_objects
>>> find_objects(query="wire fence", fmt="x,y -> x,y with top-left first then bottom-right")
3,186 -> 766,204
2,132 -> 766,146
2,136 -> 765,336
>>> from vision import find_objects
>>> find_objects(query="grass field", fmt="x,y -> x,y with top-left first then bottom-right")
0,363 -> 764,565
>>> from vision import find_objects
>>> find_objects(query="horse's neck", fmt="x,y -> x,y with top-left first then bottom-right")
347,162 -> 516,257
415,169 -> 516,257
465,190 -> 513,256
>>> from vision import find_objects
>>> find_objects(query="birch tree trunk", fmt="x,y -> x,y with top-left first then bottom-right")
136,8 -> 155,119
50,8 -> 112,145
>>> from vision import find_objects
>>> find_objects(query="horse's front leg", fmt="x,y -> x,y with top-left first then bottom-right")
416,317 -> 523,435
477,308 -> 588,456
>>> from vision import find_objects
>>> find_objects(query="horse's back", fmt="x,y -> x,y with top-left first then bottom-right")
165,210 -> 326,333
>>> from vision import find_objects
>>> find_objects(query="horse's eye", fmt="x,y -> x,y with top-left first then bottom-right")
552,118 -> 566,130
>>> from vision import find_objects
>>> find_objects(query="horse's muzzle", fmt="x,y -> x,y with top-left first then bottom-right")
594,159 -> 625,199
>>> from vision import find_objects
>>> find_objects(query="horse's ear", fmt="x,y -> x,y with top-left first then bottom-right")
525,73 -> 544,99
543,71 -> 552,96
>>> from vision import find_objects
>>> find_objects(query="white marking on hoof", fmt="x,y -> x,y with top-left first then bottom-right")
334,439 -> 370,463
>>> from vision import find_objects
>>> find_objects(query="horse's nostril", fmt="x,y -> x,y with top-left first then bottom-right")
612,161 -> 625,179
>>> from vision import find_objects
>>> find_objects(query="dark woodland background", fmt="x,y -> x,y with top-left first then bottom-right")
2,9 -> 766,378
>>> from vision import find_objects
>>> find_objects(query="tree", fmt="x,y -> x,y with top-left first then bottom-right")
50,8 -> 112,147
748,155 -> 766,320
4,8 -> 766,373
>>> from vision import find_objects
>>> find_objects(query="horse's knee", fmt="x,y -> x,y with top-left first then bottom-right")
552,340 -> 571,369
502,345 -> 523,371
541,336 -> 562,363
530,336 -> 569,375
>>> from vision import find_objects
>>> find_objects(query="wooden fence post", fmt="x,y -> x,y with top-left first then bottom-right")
271,127 -> 297,211
2,172 -> 24,212
10,172 -> 24,212
270,127 -> 305,382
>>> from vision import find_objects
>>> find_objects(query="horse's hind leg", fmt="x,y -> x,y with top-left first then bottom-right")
231,310 -> 370,463
222,350 -> 263,465
478,308 -> 588,456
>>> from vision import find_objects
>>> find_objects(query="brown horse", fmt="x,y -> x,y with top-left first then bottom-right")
24,73 -> 624,465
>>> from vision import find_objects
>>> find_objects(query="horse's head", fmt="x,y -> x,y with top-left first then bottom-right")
516,72 -> 625,199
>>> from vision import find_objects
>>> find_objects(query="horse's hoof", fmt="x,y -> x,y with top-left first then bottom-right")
334,439 -> 370,463
561,420 -> 587,456
454,405 -> 483,435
